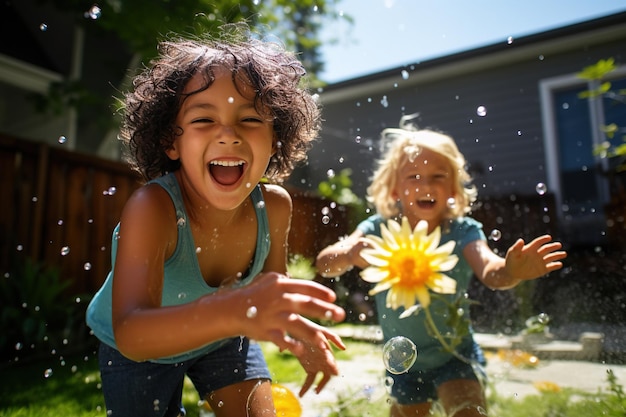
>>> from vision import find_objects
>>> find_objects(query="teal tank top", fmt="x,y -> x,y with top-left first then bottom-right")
357,214 -> 485,370
86,173 -> 271,363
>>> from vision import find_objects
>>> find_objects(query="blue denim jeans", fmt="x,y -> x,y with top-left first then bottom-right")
388,341 -> 487,405
98,337 -> 271,417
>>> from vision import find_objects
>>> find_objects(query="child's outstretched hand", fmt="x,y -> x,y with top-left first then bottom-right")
505,234 -> 567,281
227,272 -> 345,382
291,321 -> 345,396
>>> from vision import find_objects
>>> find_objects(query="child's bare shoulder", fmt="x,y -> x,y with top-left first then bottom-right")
259,183 -> 292,216
122,182 -> 176,223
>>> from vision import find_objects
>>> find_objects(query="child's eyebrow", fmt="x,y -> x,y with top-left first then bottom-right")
181,101 -> 257,116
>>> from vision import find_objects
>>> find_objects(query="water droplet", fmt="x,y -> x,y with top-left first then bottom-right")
476,106 -> 487,117
326,169 -> 335,179
15,342 -> 23,351
108,186 -> 117,195
57,219 -> 64,226
537,312 -> 550,324
178,292 -> 187,300
195,247 -> 202,254
227,96 -> 234,103
535,182 -> 547,195
60,246 -> 70,256
358,313 -> 366,322
355,135 -> 361,144
507,36 -> 514,45
382,336 -> 417,374
256,201 -> 265,209
44,368 -> 53,378
490,229 -> 501,241
321,206 -> 330,216
384,376 -> 394,392
447,197 -> 456,209
83,262 -> 92,271
58,135 -> 67,144
217,400 -> 224,408
246,306 -> 258,319
321,215 -> 330,225
16,244 -> 23,251
401,70 -> 409,80
86,4 -> 102,19
380,95 -> 389,107
177,217 -> 186,228
40,23 -> 48,31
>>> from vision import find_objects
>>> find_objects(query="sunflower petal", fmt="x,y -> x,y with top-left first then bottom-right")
360,266 -> 389,283
399,304 -> 422,319
435,254 -> 459,272
415,286 -> 432,308
429,273 -> 457,294
360,249 -> 391,267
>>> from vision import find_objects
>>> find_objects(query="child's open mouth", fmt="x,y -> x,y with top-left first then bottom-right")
209,160 -> 245,186
417,198 -> 435,209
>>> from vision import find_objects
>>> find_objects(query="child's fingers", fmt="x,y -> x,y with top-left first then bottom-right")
299,373 -> 316,397
314,373 -> 332,394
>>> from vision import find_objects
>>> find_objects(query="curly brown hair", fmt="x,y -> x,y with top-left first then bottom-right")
119,24 -> 321,183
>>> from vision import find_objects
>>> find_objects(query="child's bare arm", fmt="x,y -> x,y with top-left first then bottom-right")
263,184 -> 347,395
316,231 -> 370,278
111,185 -> 345,362
464,235 -> 567,290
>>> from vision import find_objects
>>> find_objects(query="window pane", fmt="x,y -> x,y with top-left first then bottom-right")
554,87 -> 599,213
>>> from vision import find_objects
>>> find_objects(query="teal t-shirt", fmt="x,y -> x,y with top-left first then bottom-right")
86,173 -> 271,364
357,214 -> 485,370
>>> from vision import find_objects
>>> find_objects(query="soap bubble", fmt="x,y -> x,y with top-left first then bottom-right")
382,336 -> 417,374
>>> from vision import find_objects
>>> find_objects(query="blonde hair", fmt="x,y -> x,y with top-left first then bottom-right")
366,128 -> 477,220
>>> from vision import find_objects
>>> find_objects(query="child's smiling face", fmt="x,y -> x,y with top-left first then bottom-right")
392,147 -> 456,230
166,69 -> 275,211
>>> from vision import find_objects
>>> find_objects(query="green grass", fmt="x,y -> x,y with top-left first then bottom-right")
0,354 -> 105,417
1,342 -> 625,417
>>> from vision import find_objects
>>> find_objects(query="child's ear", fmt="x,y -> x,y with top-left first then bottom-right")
165,145 -> 180,160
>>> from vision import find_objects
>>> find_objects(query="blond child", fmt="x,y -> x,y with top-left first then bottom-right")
316,123 -> 566,416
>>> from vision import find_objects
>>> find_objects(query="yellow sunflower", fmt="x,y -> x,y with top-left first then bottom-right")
359,217 -> 458,311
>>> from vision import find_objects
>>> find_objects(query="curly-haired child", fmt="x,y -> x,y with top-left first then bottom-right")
87,25 -> 345,417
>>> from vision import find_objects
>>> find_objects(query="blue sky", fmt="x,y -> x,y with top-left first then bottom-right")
319,0 -> 626,83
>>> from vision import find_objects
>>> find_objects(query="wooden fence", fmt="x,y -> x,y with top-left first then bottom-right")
1,134 -> 142,296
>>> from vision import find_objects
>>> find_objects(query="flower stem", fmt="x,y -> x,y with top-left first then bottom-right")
423,306 -> 470,364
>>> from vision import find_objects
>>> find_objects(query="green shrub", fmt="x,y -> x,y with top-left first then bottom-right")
0,257 -> 91,362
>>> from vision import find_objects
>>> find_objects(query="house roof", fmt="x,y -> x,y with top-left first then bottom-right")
321,11 -> 626,103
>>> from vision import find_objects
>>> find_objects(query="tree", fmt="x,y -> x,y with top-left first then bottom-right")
32,0 -> 350,156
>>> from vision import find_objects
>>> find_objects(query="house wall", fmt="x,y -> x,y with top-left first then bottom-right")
300,37 -> 626,204
294,28 -> 626,244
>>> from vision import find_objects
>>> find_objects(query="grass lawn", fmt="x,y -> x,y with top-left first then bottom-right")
1,339 -> 625,417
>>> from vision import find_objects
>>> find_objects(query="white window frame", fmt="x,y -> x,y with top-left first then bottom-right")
539,64 -> 626,223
